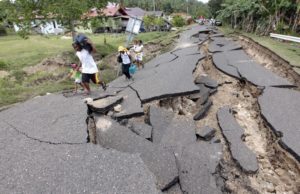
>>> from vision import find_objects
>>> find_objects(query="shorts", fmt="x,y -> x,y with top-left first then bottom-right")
74,78 -> 82,84
82,73 -> 101,84
135,53 -> 143,61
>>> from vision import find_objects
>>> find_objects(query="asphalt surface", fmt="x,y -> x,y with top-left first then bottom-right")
217,106 -> 259,173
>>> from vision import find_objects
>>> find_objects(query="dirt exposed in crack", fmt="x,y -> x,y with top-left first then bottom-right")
157,40 -> 300,194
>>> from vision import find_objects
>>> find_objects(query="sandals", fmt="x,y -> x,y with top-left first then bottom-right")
101,82 -> 107,91
83,91 -> 90,96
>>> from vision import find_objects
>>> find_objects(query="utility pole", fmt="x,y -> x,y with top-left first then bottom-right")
186,0 -> 189,15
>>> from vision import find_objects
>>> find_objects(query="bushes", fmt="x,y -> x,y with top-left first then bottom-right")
0,61 -> 8,70
172,16 -> 185,27
0,25 -> 7,36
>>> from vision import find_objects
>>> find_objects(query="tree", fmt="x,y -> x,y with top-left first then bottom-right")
123,0 -> 211,18
208,0 -> 224,18
163,2 -> 173,14
172,15 -> 185,27
154,17 -> 164,31
3,0 -> 108,38
143,15 -> 156,31
216,0 -> 299,35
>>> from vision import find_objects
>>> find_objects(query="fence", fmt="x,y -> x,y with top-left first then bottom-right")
270,33 -> 300,43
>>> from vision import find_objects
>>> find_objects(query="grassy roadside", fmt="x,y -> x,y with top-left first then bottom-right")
0,31 -> 178,107
219,26 -> 300,70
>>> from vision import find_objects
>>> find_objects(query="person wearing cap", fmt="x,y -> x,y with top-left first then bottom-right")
72,40 -> 106,95
117,46 -> 133,80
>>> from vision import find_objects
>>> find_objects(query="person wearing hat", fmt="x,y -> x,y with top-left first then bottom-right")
72,40 -> 106,95
117,46 -> 133,80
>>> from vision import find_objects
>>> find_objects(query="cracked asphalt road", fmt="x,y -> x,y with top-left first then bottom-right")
0,24 -> 299,193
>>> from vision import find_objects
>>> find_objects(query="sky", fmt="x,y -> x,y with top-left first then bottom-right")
198,0 -> 209,3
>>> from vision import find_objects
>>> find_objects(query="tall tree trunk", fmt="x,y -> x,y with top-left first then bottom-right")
292,12 -> 299,32
70,20 -> 76,41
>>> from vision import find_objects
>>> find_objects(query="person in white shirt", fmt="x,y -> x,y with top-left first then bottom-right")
72,40 -> 106,95
132,39 -> 144,69
117,46 -> 132,80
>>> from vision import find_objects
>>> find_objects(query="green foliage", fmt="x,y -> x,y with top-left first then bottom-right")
216,0 -> 299,35
124,0 -> 209,18
155,17 -> 164,28
208,0 -> 224,18
0,60 -> 8,70
143,15 -> 156,30
172,16 -> 185,27
3,0 -> 108,37
11,70 -> 27,83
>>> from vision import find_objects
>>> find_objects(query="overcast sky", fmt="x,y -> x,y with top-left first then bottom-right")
198,0 -> 209,3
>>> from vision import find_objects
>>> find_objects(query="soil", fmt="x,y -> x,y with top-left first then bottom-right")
0,70 -> 9,78
23,51 -> 73,75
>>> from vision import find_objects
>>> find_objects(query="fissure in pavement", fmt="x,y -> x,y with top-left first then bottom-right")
195,40 -> 300,193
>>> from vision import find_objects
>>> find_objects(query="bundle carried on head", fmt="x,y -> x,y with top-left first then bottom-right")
74,34 -> 93,53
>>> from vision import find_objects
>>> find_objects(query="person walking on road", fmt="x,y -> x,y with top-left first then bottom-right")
117,46 -> 133,81
132,39 -> 144,69
72,40 -> 106,96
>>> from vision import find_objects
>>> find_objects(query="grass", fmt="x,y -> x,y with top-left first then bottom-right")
219,26 -> 300,68
0,31 -> 175,107
0,32 -> 167,70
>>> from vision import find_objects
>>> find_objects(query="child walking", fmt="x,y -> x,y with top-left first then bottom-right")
132,39 -> 144,69
67,63 -> 84,93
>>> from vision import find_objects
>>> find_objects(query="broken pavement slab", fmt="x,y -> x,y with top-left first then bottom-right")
196,126 -> 217,141
233,61 -> 294,87
159,116 -> 197,157
0,121 -> 159,194
213,50 -> 294,87
210,33 -> 224,38
0,94 -> 87,144
209,42 -> 242,53
128,120 -> 152,140
178,142 -> 223,194
144,52 -> 178,70
131,55 -> 201,103
163,183 -> 183,194
113,87 -> 144,120
194,84 -> 211,105
87,95 -> 123,114
149,106 -> 174,144
212,52 -> 241,79
217,106 -> 259,173
193,99 -> 212,121
259,87 -> 300,161
94,116 -> 179,190
195,75 -> 219,88
172,46 -> 201,56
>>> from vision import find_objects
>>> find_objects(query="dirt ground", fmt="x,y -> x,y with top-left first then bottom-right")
0,70 -> 9,78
